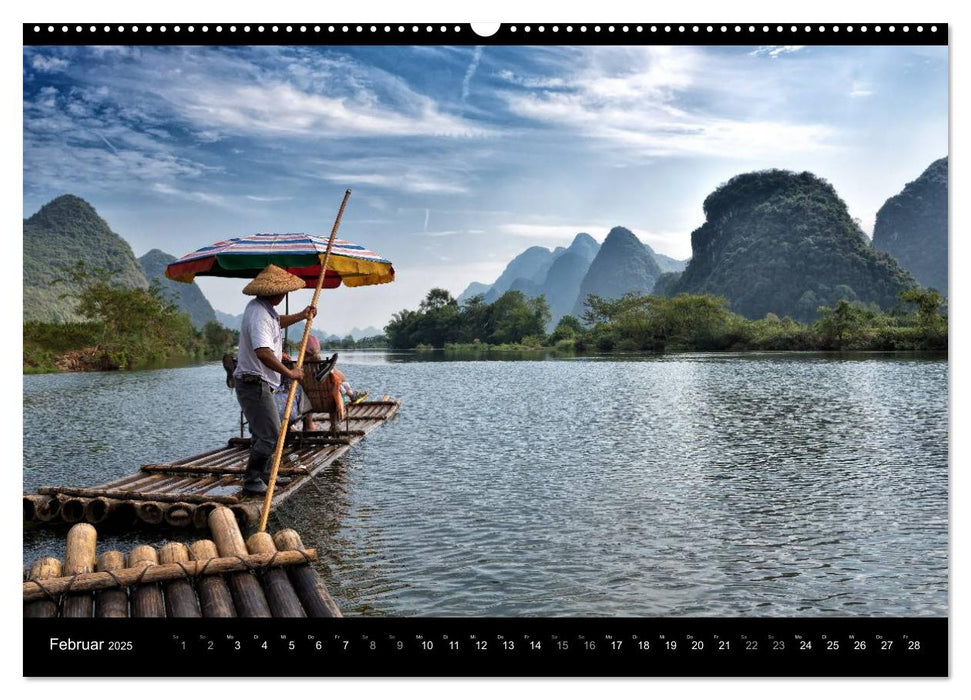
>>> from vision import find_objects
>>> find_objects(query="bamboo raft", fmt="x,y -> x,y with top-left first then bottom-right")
24,509 -> 341,618
24,400 -> 400,529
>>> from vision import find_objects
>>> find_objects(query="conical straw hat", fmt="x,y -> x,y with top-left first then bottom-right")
242,265 -> 307,296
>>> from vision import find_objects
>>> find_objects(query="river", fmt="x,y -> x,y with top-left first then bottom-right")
23,351 -> 948,617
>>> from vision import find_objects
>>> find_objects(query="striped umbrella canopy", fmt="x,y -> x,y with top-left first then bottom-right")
164,232 -> 394,289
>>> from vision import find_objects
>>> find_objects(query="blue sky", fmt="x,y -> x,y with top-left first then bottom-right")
23,44 -> 947,334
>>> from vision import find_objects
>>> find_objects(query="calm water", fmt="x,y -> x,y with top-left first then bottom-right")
23,352 -> 948,617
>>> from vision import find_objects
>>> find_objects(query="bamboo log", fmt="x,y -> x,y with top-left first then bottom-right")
272,529 -> 341,617
164,502 -> 195,528
84,497 -> 117,525
95,551 -> 129,618
209,507 -> 272,617
135,501 -> 164,525
189,540 -> 237,617
38,486 -> 239,505
230,502 -> 263,528
31,494 -> 61,522
24,557 -> 62,618
62,523 -> 97,618
142,463 -> 311,476
193,502 -> 220,529
245,533 -> 306,618
158,543 -> 202,618
23,494 -> 38,521
60,496 -> 88,523
128,545 -> 166,618
110,500 -> 137,527
23,548 -> 317,601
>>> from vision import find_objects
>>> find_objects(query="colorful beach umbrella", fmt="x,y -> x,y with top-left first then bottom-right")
164,232 -> 394,289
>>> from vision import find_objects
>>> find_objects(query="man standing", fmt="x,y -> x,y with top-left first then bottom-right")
234,265 -> 317,494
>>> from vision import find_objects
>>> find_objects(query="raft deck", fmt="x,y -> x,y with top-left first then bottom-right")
24,511 -> 342,618
24,400 -> 400,529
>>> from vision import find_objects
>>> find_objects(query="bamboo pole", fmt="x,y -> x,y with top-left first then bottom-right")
135,501 -> 164,525
231,502 -> 263,529
24,557 -> 62,618
95,551 -> 129,618
38,486 -> 239,505
193,502 -> 220,529
62,523 -> 97,618
272,529 -> 341,617
60,496 -> 88,523
158,543 -> 202,618
31,494 -> 61,522
84,497 -> 115,525
23,548 -> 318,601
245,533 -> 306,618
164,502 -> 195,528
260,189 -> 352,532
129,545 -> 166,618
209,507 -> 272,617
189,540 -> 237,617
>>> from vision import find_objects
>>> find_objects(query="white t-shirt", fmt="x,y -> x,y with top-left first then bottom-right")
235,297 -> 283,389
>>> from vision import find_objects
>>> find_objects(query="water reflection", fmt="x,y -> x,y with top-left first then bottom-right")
23,352 -> 947,616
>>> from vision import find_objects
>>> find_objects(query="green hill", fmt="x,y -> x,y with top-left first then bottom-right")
572,226 -> 662,317
671,170 -> 917,322
138,248 -> 217,330
24,195 -> 148,322
872,156 -> 948,294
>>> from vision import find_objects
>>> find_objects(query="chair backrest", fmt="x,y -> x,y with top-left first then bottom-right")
299,361 -> 344,416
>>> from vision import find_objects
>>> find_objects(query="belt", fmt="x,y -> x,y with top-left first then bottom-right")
237,374 -> 267,385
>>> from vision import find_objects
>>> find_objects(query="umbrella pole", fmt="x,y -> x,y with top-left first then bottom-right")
258,189 -> 352,532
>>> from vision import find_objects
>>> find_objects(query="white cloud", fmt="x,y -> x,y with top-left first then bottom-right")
850,82 -> 875,98
501,46 -> 833,160
31,54 -> 69,73
461,46 -> 483,101
152,182 -> 226,206
750,46 -> 806,59
497,70 -> 566,89
245,195 -> 294,202
312,156 -> 475,195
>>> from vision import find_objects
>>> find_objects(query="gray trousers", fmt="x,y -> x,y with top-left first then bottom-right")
235,380 -> 281,486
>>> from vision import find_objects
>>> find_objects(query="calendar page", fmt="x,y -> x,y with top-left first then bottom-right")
21,19 -> 949,678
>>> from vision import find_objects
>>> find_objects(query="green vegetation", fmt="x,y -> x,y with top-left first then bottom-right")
385,288 -> 550,349
671,170 -> 918,322
575,289 -> 946,353
872,156 -> 948,294
385,286 -> 946,354
138,248 -> 218,329
24,194 -> 149,323
24,263 -> 237,373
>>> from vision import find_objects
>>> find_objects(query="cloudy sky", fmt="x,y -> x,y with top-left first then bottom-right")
23,43 -> 947,334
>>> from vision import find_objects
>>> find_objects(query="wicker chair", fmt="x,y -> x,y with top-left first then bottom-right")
296,360 -> 346,433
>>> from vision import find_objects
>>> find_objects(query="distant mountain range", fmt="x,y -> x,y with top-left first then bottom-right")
24,195 -> 148,323
665,169 -> 917,322
872,156 -> 948,294
214,311 -> 380,342
458,158 -> 945,327
459,231 -> 687,328
138,248 -> 217,329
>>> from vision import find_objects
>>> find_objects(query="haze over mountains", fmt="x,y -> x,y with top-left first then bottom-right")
461,158 -> 946,327
138,248 -> 217,329
460,230 -> 686,329
872,157 -> 948,295
24,195 -> 148,323
24,156 -> 947,336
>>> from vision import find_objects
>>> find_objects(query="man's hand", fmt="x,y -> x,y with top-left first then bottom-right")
302,305 -> 317,321
287,366 -> 305,381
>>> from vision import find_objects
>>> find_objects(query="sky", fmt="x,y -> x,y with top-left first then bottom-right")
22,43 -> 947,335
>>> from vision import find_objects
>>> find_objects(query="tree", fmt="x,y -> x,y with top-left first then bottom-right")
815,299 -> 870,348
